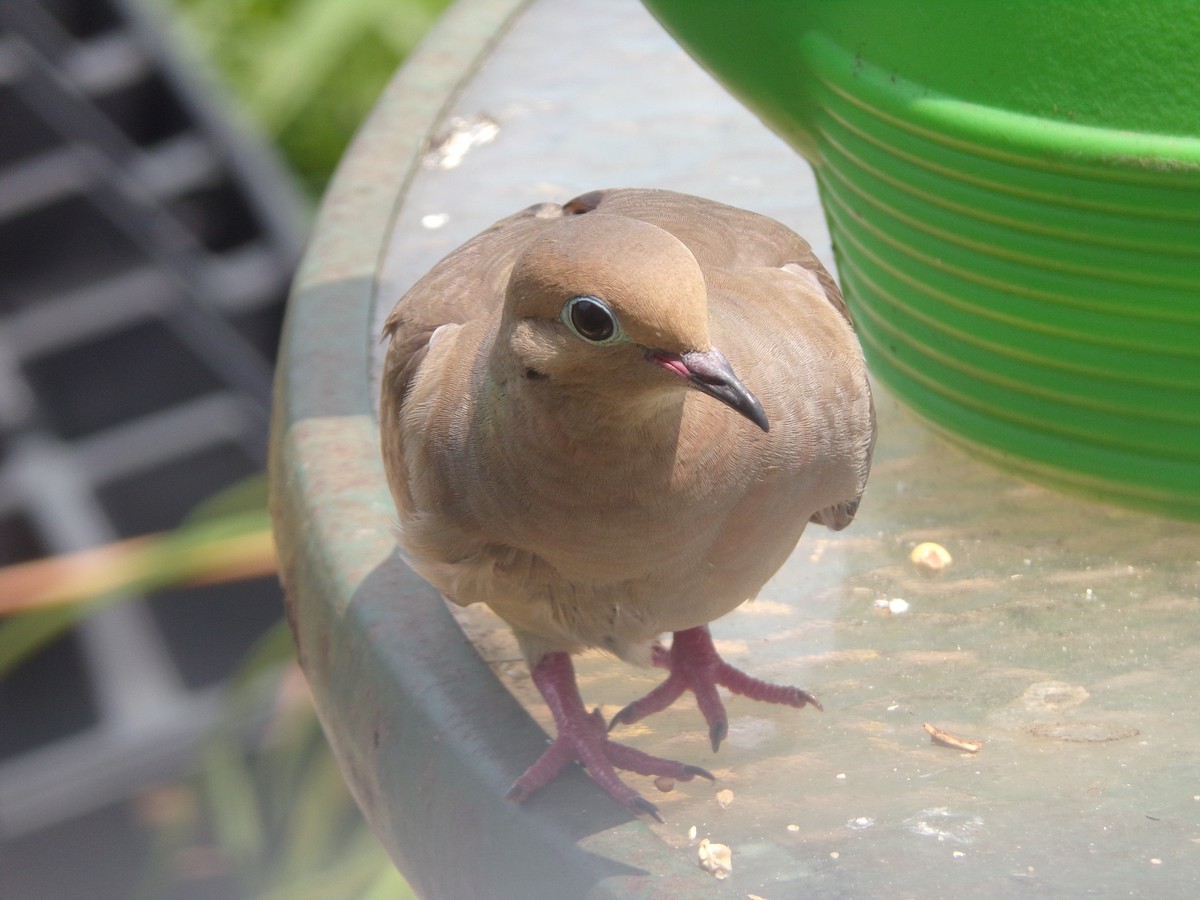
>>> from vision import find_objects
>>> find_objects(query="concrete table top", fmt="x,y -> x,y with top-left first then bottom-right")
271,0 -> 1200,896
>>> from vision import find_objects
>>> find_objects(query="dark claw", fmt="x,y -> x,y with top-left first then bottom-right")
505,782 -> 529,804
683,764 -> 716,782
608,704 -> 634,732
632,795 -> 666,824
709,718 -> 728,753
800,690 -> 824,712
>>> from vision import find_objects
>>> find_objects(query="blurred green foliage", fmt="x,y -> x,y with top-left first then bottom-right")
162,0 -> 452,197
146,2 -> 452,891
4,3 -> 451,895
137,623 -> 417,900
0,478 -> 413,898
152,0 -> 451,892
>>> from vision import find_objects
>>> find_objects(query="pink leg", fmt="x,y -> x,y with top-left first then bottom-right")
506,651 -> 713,821
610,626 -> 822,751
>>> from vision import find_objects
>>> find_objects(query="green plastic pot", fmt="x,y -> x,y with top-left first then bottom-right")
642,0 -> 1200,519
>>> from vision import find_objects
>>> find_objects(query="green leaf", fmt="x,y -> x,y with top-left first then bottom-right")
0,598 -> 119,679
203,730 -> 268,890
357,857 -> 418,900
183,473 -> 269,525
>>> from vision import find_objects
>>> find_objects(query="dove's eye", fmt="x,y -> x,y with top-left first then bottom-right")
562,296 -> 622,344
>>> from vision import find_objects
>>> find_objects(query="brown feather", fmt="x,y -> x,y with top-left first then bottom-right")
380,189 -> 874,664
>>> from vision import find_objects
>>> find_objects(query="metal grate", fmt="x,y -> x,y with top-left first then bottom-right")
0,0 -> 304,843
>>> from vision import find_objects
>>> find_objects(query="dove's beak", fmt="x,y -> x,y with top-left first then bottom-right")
647,347 -> 769,433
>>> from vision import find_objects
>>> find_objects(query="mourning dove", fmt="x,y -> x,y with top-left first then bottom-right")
381,188 -> 875,820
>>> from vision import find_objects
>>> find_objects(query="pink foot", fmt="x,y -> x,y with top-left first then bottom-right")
610,626 -> 822,751
506,652 -> 713,821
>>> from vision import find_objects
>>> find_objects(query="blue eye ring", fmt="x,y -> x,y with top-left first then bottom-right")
561,295 -> 623,345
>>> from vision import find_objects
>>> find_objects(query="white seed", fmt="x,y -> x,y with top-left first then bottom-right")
910,541 -> 952,573
697,839 -> 733,879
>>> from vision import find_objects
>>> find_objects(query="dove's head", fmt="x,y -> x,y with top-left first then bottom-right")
496,213 -> 768,431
